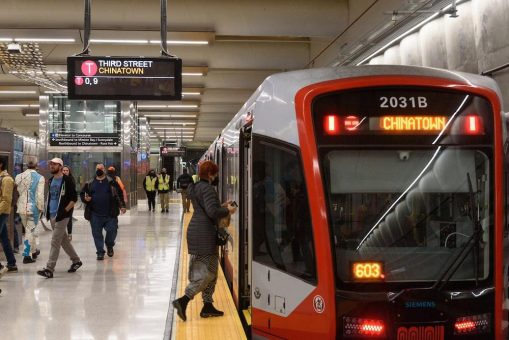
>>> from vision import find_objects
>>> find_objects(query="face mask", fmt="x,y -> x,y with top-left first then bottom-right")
107,170 -> 115,177
150,172 -> 155,176
96,169 -> 104,177
211,176 -> 219,186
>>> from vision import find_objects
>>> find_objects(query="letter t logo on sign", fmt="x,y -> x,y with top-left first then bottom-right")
81,60 -> 98,76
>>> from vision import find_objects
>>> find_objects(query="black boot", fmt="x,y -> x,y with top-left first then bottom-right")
200,302 -> 224,318
172,295 -> 190,321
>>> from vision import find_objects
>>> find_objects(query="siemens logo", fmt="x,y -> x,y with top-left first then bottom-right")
404,301 -> 437,309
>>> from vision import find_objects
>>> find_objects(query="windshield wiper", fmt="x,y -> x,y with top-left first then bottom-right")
431,172 -> 482,291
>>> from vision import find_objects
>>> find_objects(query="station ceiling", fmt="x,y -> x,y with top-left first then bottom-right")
0,0 -> 440,147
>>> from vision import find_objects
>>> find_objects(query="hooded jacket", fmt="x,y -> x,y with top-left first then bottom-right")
0,170 -> 14,215
186,179 -> 229,255
15,169 -> 45,219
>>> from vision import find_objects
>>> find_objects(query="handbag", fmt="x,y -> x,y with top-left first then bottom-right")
194,184 -> 231,246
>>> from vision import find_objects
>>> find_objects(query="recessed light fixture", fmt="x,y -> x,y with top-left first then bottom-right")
90,39 -> 149,44
182,92 -> 201,96
15,38 -> 75,42
24,113 -> 40,117
149,40 -> 208,45
182,72 -> 203,76
0,90 -> 37,94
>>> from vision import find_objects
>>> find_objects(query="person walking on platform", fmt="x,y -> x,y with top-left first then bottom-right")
172,161 -> 237,321
62,165 -> 76,242
81,163 -> 126,260
15,160 -> 44,263
0,157 -> 17,275
107,166 -> 128,206
176,168 -> 193,213
37,158 -> 82,279
158,168 -> 171,213
143,169 -> 158,212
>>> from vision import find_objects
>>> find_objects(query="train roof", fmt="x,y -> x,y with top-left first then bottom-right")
218,65 -> 502,147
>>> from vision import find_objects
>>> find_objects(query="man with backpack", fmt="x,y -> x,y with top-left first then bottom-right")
81,163 -> 126,260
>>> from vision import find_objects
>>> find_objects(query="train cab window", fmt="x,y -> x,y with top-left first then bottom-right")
323,148 -> 492,286
252,137 -> 316,283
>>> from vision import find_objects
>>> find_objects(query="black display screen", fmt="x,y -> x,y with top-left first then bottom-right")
67,56 -> 182,100
313,87 -> 494,145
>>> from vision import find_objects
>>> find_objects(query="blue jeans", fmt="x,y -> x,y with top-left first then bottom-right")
0,213 -> 16,266
90,213 -> 118,255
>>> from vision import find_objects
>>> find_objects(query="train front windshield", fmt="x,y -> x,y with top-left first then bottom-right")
313,87 -> 494,288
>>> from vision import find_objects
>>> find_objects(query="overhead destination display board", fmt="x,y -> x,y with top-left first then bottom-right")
67,56 -> 182,100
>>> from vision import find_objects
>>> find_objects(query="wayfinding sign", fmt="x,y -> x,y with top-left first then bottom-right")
67,56 -> 182,100
49,132 -> 120,147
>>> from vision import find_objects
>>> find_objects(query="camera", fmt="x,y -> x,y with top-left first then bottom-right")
398,151 -> 410,161
7,43 -> 22,54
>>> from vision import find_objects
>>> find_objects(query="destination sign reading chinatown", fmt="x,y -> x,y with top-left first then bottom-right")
49,132 -> 120,147
67,56 -> 182,100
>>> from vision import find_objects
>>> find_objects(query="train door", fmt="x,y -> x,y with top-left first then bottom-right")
239,126 -> 252,321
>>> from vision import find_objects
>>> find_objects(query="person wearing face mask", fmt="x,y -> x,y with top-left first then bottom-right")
157,168 -> 171,213
80,163 -> 126,261
172,160 -> 237,321
143,169 -> 158,212
177,168 -> 193,213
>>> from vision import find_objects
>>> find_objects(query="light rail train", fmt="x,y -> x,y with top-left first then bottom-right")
201,65 -> 508,339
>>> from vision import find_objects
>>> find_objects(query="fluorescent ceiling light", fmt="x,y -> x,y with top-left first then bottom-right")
24,114 -> 39,117
182,72 -> 203,76
182,92 -> 201,96
143,114 -> 197,118
44,91 -> 64,94
149,40 -> 208,45
355,1 -> 460,65
152,126 -> 194,131
149,122 -> 196,125
91,39 -> 149,44
0,38 -> 13,42
0,104 -> 29,107
0,90 -> 37,94
15,38 -> 75,42
138,104 -> 198,109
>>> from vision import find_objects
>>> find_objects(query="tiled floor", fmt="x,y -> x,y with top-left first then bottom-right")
0,196 -> 183,340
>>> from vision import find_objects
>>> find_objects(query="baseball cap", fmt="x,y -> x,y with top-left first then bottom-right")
49,158 -> 63,166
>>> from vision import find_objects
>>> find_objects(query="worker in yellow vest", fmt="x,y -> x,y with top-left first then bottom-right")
143,170 -> 158,212
158,168 -> 171,213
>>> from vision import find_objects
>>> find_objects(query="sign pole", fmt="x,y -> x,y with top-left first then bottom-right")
78,0 -> 92,55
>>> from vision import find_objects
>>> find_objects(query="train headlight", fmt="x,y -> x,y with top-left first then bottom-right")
343,317 -> 386,338
454,313 -> 491,335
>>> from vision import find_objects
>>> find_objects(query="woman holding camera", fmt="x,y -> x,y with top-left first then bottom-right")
172,160 -> 237,321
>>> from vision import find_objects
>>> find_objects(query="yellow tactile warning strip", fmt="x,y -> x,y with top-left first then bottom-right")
173,208 -> 247,340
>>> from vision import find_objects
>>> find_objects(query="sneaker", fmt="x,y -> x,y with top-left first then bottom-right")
68,261 -> 82,273
68,234 -> 72,241
107,247 -> 114,257
37,268 -> 53,278
13,247 -> 19,254
200,303 -> 224,318
0,264 -> 8,278
23,256 -> 36,264
32,249 -> 41,260
97,254 -> 104,261
7,266 -> 18,272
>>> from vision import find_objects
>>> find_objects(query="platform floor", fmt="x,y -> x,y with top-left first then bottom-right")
0,195 -> 182,340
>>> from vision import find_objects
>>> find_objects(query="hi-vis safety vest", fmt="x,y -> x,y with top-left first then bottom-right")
158,175 -> 170,191
145,176 -> 157,192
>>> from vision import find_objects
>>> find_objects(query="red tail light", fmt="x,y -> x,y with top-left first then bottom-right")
324,115 -> 340,135
454,313 -> 491,335
343,317 -> 385,338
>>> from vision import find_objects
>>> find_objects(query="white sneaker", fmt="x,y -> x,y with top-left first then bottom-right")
0,265 -> 8,278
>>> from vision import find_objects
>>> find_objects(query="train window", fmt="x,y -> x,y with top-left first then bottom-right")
322,147 -> 493,286
252,137 -> 316,283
